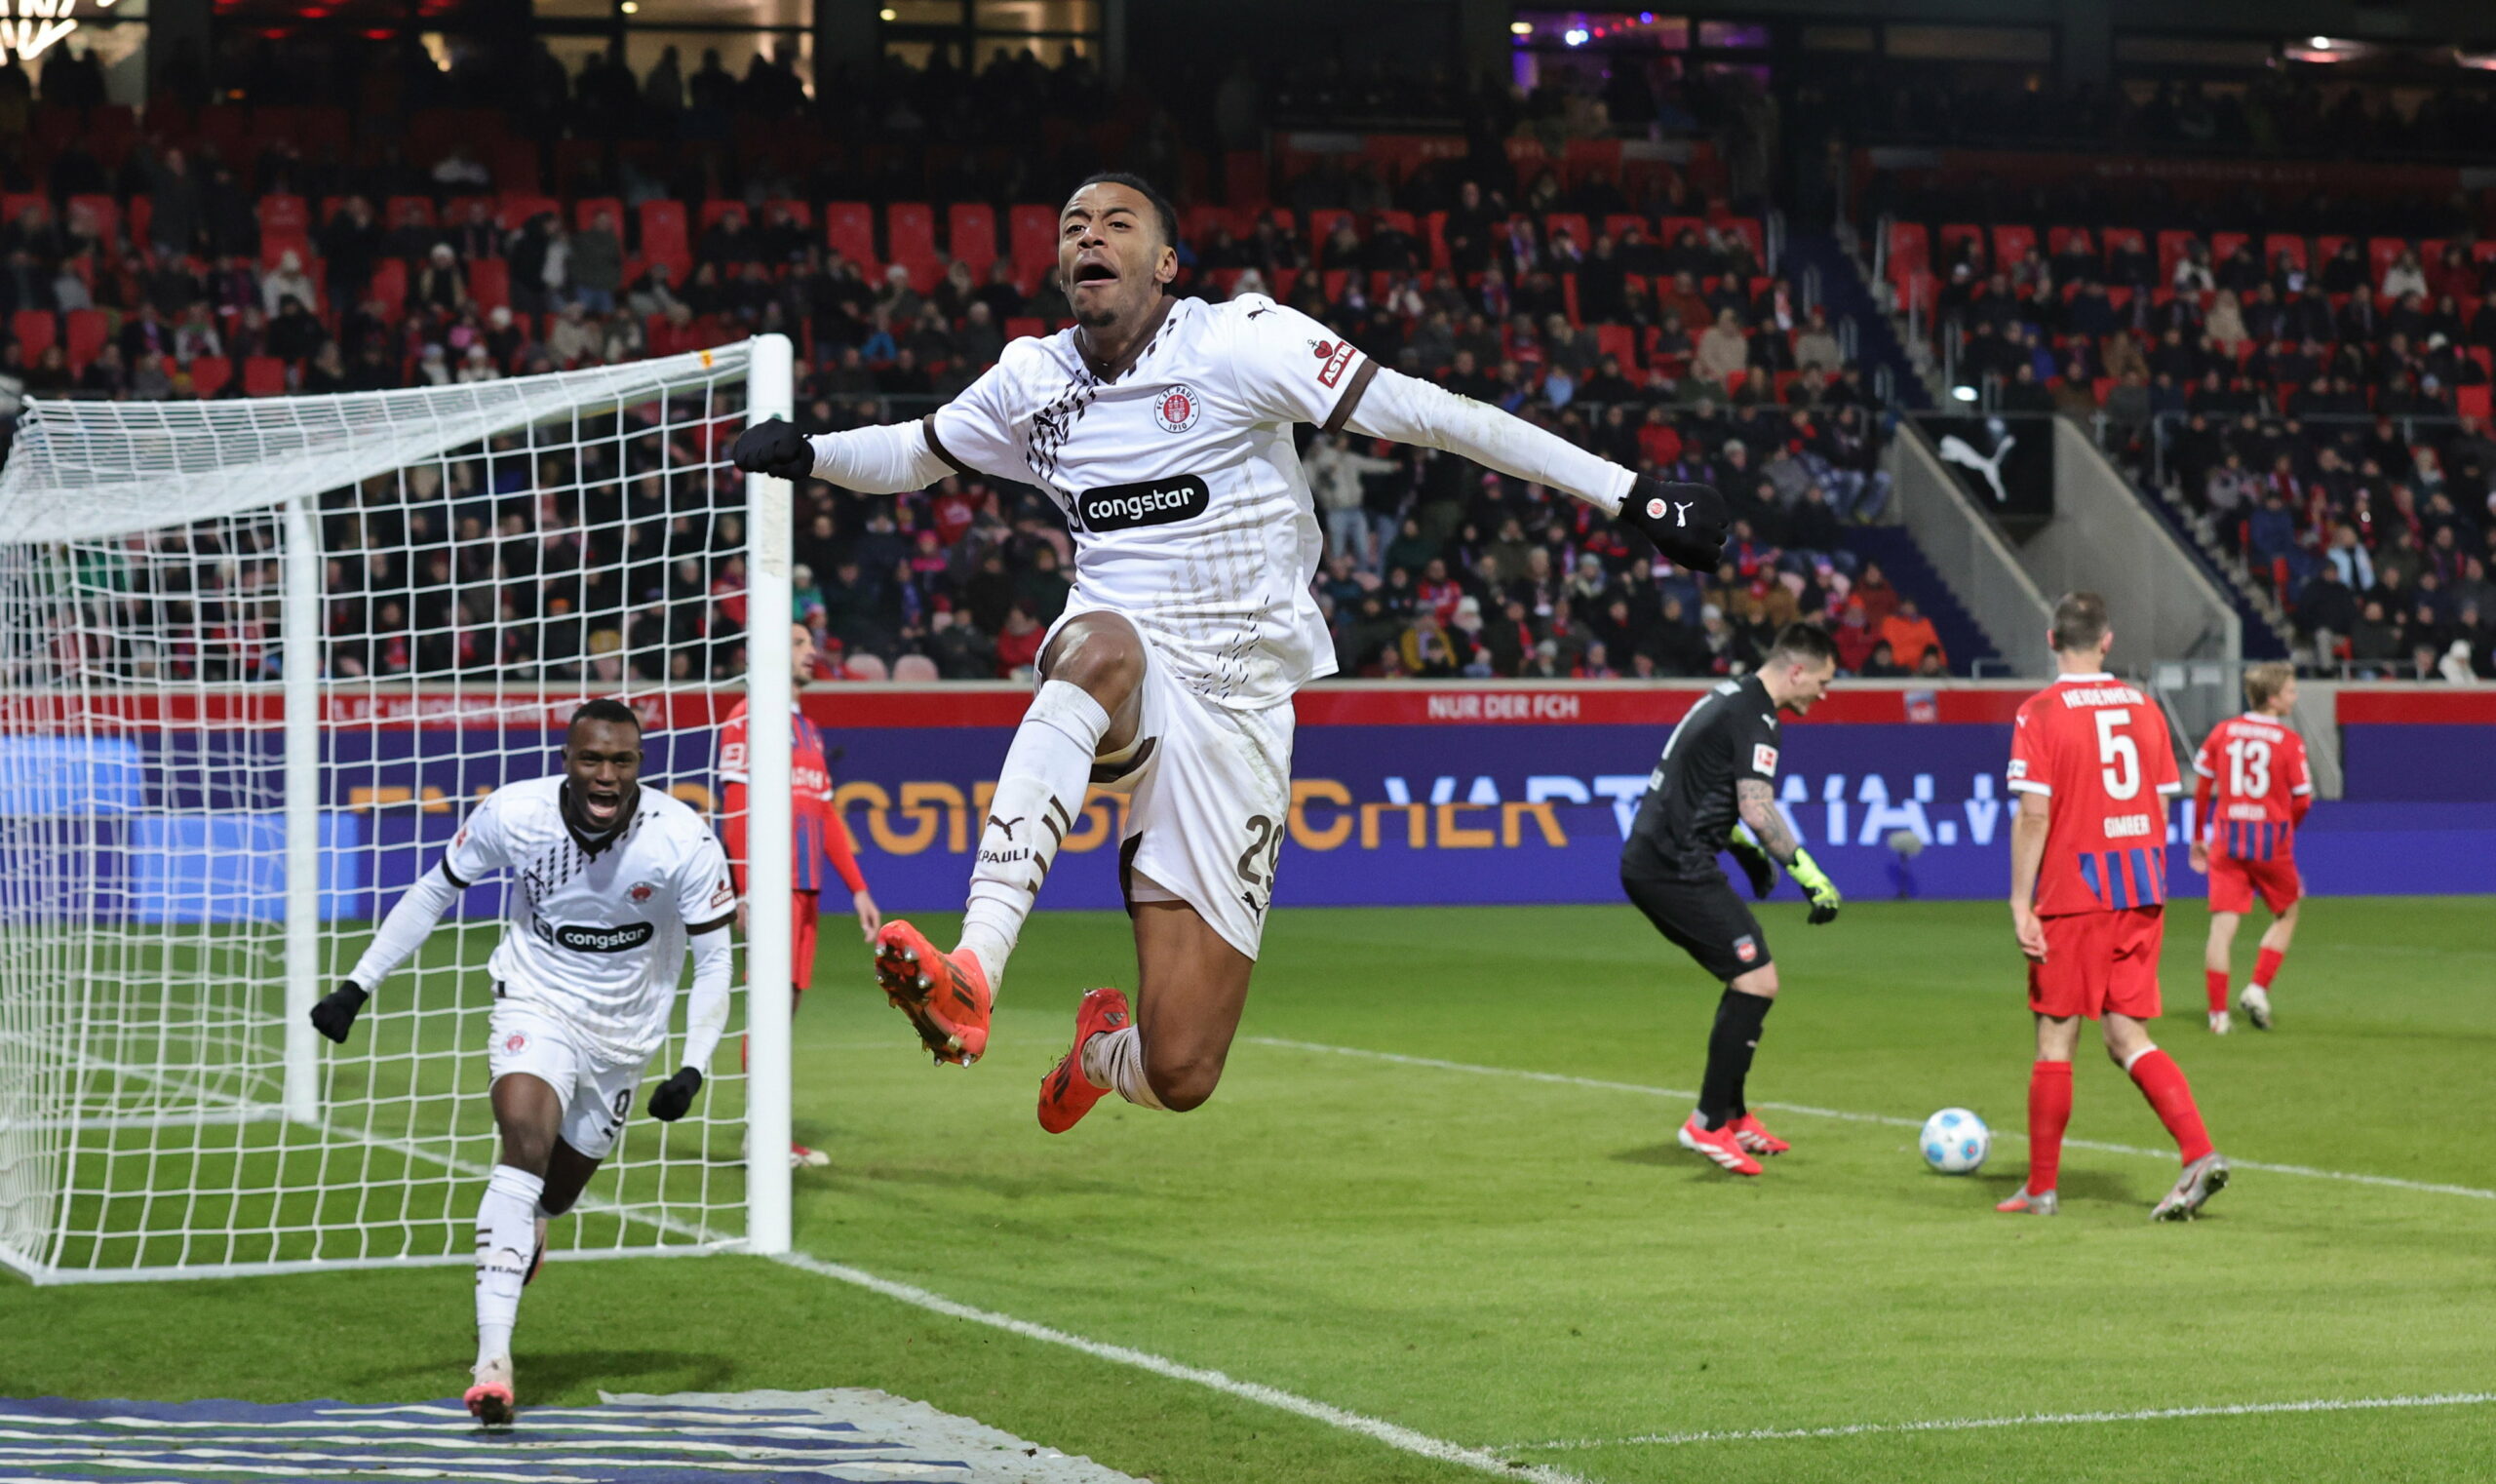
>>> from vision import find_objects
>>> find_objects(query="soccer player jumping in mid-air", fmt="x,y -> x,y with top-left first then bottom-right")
2001,594 -> 2228,1221
732,173 -> 1727,1128
307,700 -> 738,1423
1618,622 -> 1846,1177
2188,661 -> 2311,1035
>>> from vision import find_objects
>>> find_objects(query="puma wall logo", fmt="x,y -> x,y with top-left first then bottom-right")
1939,433 -> 2015,503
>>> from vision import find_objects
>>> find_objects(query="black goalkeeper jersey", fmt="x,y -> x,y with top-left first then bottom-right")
1621,675 -> 1784,884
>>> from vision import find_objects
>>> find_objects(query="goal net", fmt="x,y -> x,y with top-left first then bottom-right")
0,336 -> 797,1283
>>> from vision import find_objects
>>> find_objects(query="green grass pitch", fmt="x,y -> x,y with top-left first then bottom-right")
16,896 -> 2495,1482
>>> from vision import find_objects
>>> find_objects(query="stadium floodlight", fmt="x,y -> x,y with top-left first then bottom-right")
0,336 -> 796,1282
1564,27 -> 1589,46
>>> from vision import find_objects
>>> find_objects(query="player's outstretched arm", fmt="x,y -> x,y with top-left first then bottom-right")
730,415 -> 954,493
649,921 -> 734,1121
1339,369 -> 1729,569
317,864 -> 467,1043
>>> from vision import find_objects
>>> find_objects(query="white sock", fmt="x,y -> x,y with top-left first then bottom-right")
1082,1025 -> 1167,1111
474,1163 -> 542,1368
957,681 -> 1112,993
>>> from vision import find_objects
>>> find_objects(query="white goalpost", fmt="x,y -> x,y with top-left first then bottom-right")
0,336 -> 795,1283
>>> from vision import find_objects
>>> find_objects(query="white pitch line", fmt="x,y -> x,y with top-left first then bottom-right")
1504,1390 -> 2496,1451
1246,1037 -> 2496,1202
770,1251 -> 1593,1484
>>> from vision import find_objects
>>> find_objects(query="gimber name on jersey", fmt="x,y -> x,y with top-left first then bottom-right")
532,918 -> 656,954
1077,475 -> 1207,532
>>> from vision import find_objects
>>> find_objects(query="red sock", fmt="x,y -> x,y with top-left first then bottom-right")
2126,1048 -> 2214,1165
2204,968 -> 2230,1013
2027,1060 -> 2072,1194
2252,947 -> 2284,993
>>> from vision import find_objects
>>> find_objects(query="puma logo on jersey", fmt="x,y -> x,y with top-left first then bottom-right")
988,814 -> 1025,840
1078,475 -> 1209,531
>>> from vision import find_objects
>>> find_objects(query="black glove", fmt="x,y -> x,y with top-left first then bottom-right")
1618,476 -> 1729,571
1726,829 -> 1777,900
647,1067 -> 704,1122
309,983 -> 370,1044
728,416 -> 814,481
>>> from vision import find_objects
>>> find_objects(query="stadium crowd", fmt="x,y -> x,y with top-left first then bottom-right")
1896,203 -> 2496,681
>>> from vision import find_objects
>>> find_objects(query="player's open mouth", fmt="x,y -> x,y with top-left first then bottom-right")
582,792 -> 622,823
1072,261 -> 1118,288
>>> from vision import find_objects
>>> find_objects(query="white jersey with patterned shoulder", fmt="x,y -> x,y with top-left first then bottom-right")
925,293 -> 1372,709
441,775 -> 736,1065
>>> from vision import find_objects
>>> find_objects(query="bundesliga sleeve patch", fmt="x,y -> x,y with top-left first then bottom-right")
1752,743 -> 1779,777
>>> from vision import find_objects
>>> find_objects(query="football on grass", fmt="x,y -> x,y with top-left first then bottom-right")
1921,1108 -> 1989,1174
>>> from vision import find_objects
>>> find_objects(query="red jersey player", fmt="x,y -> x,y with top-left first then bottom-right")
719,624 -> 881,1169
2189,661 -> 2311,1035
2001,593 -> 2229,1221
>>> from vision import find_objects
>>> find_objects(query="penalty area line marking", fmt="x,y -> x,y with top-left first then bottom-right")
1502,1390 -> 2496,1451
1244,1037 -> 2496,1203
768,1251 -> 1592,1484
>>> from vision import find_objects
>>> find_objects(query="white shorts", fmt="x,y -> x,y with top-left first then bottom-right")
486,997 -> 650,1161
1083,619 -> 1295,961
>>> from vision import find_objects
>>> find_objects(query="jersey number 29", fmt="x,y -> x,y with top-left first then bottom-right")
2093,710 -> 2140,801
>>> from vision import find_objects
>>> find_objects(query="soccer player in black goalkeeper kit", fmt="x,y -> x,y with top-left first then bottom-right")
1620,623 -> 1843,1177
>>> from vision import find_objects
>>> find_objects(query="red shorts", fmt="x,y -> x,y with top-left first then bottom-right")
2208,852 -> 2300,916
2028,906 -> 2165,1021
791,891 -> 818,993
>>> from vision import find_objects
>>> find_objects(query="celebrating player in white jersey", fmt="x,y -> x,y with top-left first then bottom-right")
732,173 -> 1728,1131
307,699 -> 737,1425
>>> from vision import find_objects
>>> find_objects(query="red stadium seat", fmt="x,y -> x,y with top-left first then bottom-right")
2315,234 -> 2352,268
574,196 -> 624,234
2046,225 -> 2089,258
2265,233 -> 2308,271
2473,241 -> 2496,268
696,199 -> 748,233
1180,202 -> 1228,246
66,192 -> 119,251
1659,214 -> 1707,251
2211,232 -> 2249,266
1603,213 -> 1648,243
187,355 -> 231,397
1937,223 -> 1984,268
1425,211 -> 1449,270
2368,236 -> 2407,282
639,200 -> 691,280
947,202 -> 997,279
1321,268 -> 1350,302
1992,225 -> 2037,268
386,195 -> 437,229
823,201 -> 877,270
1003,316 -> 1045,342
1886,220 -> 1930,272
468,256 -> 510,313
2460,385 -> 2492,420
1721,217 -> 1765,264
1306,208 -> 1355,259
369,259 -> 408,317
1594,323 -> 1638,369
2157,231 -> 2199,284
11,309 -> 54,357
63,308 -> 105,372
0,191 -> 44,231
1542,213 -> 1590,253
242,355 -> 288,397
1009,204 -> 1056,290
885,202 -> 940,291
496,193 -> 560,231
2101,226 -> 2147,257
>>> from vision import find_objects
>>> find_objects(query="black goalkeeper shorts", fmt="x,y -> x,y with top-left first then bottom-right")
1621,870 -> 1773,983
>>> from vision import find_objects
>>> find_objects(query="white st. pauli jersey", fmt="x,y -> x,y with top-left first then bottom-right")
442,774 -> 736,1064
927,293 -> 1370,708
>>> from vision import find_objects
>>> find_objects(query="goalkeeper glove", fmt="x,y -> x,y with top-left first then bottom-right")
1726,827 -> 1776,900
647,1067 -> 704,1122
1787,847 -> 1843,925
1618,476 -> 1730,571
728,416 -> 815,481
309,983 -> 370,1044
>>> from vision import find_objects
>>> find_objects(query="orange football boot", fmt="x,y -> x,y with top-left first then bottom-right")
1677,1113 -> 1764,1176
464,1358 -> 515,1426
873,919 -> 994,1065
1037,988 -> 1130,1134
1729,1113 -> 1789,1155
